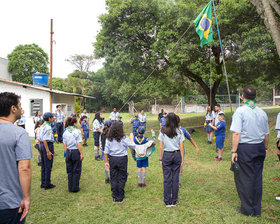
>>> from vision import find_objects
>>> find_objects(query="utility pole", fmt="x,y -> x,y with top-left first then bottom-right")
50,19 -> 53,112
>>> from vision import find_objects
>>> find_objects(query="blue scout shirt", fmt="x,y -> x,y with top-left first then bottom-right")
160,117 -> 166,127
180,127 -> 191,139
51,120 -> 57,133
56,111 -> 65,123
230,105 -> 269,144
104,136 -> 136,157
81,121 -> 89,132
134,136 -> 149,145
214,120 -> 226,137
131,119 -> 140,128
63,127 -> 83,150
158,129 -> 185,152
16,115 -> 26,126
39,122 -> 54,142
275,112 -> 280,138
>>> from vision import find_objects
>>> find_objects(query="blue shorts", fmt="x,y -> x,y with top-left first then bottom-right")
215,136 -> 225,149
83,131 -> 89,139
205,120 -> 213,132
136,158 -> 149,168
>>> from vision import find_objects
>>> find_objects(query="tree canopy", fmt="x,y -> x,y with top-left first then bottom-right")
94,0 -> 280,107
7,44 -> 49,84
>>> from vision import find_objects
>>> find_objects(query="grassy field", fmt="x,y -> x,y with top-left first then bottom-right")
28,110 -> 280,224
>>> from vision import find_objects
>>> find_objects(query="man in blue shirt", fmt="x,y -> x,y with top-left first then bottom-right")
0,92 -> 33,224
230,87 -> 269,217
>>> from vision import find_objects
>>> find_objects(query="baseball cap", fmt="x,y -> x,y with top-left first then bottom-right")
43,112 -> 56,121
138,126 -> 146,134
135,115 -> 138,117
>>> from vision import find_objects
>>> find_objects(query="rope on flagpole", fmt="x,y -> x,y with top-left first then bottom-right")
118,22 -> 194,112
211,0 -> 233,116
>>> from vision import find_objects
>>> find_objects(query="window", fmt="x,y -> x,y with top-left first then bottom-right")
30,99 -> 43,116
67,105 -> 72,112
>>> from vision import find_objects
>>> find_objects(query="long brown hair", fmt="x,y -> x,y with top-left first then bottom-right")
107,122 -> 125,142
161,112 -> 179,138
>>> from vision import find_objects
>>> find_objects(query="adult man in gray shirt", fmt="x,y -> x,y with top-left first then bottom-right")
0,92 -> 33,224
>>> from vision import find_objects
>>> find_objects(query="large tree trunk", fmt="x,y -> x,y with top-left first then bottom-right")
250,0 -> 280,57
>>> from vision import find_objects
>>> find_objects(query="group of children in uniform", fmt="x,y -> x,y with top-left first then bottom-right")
204,104 -> 226,161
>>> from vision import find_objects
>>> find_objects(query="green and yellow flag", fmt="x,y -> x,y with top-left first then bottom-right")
194,1 -> 213,47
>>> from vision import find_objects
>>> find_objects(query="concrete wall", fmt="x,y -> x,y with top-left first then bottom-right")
0,58 -> 12,80
0,81 -> 50,137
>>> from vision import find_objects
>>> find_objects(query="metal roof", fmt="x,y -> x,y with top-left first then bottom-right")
0,77 -> 95,99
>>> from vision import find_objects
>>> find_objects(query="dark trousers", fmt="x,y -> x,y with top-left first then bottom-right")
234,143 -> 265,216
162,151 -> 182,203
109,155 -> 128,200
56,123 -> 64,143
40,142 -> 54,186
0,208 -> 25,224
66,149 -> 82,192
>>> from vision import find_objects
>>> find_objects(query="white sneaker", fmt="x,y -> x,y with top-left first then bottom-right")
276,197 -> 280,201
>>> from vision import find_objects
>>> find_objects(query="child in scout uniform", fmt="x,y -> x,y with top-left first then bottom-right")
118,116 -> 123,126
63,117 -> 84,193
104,122 -> 136,203
100,122 -> 111,183
179,125 -> 200,187
209,112 -> 226,161
39,112 -> 56,190
130,127 -> 156,187
130,115 -> 140,136
81,116 -> 90,147
34,120 -> 44,166
160,112 -> 167,129
92,112 -> 104,161
205,105 -> 214,144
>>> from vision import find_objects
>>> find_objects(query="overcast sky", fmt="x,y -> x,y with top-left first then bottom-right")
0,0 -> 107,78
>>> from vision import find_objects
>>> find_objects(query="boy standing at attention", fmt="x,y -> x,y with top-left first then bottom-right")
209,112 -> 226,161
81,116 -> 90,147
131,115 -> 140,136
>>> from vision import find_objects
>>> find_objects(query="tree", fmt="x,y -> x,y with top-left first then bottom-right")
66,54 -> 96,73
250,0 -> 280,57
94,0 -> 279,106
7,44 -> 49,84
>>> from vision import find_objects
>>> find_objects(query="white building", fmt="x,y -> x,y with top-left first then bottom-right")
0,58 -> 94,137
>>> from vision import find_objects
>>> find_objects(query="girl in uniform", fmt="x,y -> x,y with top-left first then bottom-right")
104,122 -> 136,203
92,112 -> 104,161
158,113 -> 185,207
204,105 -> 214,144
63,117 -> 84,192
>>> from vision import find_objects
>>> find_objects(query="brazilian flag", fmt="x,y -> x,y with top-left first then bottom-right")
194,1 -> 213,47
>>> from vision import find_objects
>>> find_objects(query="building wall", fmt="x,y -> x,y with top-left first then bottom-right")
52,94 -> 75,117
0,58 -> 12,80
0,81 -> 50,137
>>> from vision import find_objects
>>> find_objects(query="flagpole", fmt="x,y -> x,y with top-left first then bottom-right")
211,0 -> 233,115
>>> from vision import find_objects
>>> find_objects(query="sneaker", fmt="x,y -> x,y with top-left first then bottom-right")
276,197 -> 280,201
207,141 -> 210,145
40,184 -> 46,188
209,141 -> 212,144
216,157 -> 222,162
171,201 -> 179,207
45,184 -> 56,190
82,143 -> 86,147
138,183 -> 142,187
113,198 -> 118,203
142,183 -> 146,187
95,156 -> 102,161
165,202 -> 172,208
118,198 -> 125,204
215,156 -> 218,159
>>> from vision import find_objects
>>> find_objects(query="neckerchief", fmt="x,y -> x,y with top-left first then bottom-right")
67,126 -> 76,133
42,121 -> 50,127
135,136 -> 145,144
243,100 -> 256,109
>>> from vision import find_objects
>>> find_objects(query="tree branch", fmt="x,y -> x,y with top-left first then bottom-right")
269,0 -> 280,16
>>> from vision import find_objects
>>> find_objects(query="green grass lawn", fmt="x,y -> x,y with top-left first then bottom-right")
28,110 -> 280,224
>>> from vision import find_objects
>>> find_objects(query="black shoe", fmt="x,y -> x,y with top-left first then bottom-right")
172,201 -> 179,207
138,183 -> 142,187
209,141 -> 212,144
207,141 -> 210,144
38,162 -> 41,166
105,178 -> 110,184
45,184 -> 56,190
165,202 -> 172,207
117,198 -> 125,203
40,184 -> 46,188
72,188 -> 80,193
113,198 -> 118,203
95,156 -> 101,161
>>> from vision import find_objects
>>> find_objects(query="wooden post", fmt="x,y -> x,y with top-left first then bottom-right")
50,19 -> 53,112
